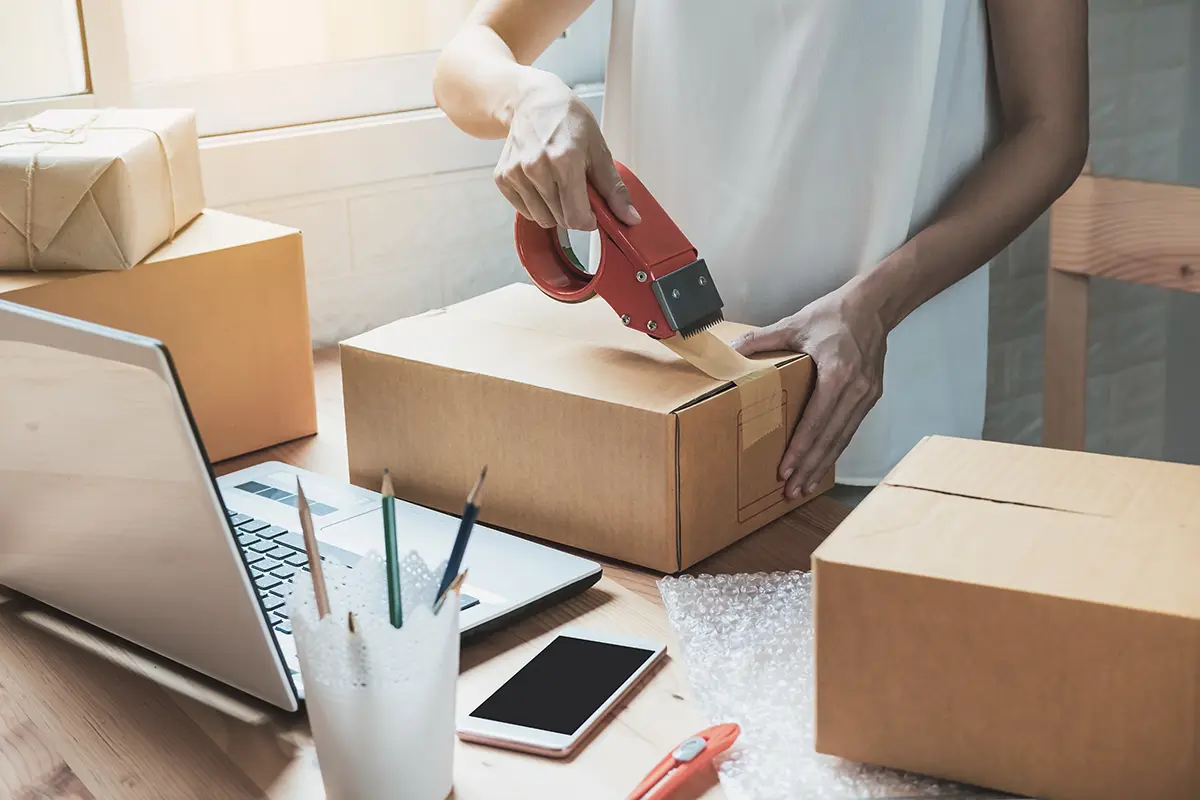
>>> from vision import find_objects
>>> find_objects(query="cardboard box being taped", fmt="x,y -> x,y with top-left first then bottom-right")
0,210 -> 316,462
0,108 -> 205,271
814,436 -> 1200,800
341,283 -> 830,573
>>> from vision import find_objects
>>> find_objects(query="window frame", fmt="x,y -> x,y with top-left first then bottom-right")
0,0 -> 609,136
0,0 -> 130,124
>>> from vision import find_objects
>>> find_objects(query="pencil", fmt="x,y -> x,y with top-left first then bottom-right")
296,480 -> 330,619
435,466 -> 487,608
347,611 -> 366,687
381,469 -> 402,628
435,570 -> 469,614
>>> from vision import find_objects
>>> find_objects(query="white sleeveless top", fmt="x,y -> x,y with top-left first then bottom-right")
599,0 -> 996,485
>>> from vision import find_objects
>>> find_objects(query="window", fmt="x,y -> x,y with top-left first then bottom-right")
1,0 -> 609,136
0,1 -> 87,104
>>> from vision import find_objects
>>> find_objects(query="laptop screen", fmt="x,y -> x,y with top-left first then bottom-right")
0,323 -> 298,710
0,338 -> 213,568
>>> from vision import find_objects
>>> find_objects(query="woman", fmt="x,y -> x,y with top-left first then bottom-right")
434,1 -> 1088,499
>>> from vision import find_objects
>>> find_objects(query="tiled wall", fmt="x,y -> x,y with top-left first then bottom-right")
984,0 -> 1193,458
217,1 -> 1195,462
215,95 -> 609,346
223,168 -> 527,347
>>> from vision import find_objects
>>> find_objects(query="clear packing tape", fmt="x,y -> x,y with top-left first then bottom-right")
662,331 -> 782,449
659,572 -> 1015,800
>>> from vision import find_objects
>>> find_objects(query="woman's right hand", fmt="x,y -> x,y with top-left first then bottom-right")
496,75 -> 641,231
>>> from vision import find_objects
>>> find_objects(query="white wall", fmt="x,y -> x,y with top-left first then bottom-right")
222,167 -> 525,346
200,98 -> 604,347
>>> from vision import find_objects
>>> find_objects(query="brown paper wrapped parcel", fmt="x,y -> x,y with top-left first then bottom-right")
0,109 -> 205,271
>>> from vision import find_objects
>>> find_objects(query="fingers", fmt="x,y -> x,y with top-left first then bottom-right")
780,370 -> 849,493
556,156 -> 596,231
731,325 -> 795,357
522,162 -> 570,229
497,157 -> 596,231
588,141 -> 641,226
494,178 -> 531,224
786,373 -> 882,499
803,387 -> 878,495
509,176 -> 558,229
495,113 -> 635,230
495,137 -> 593,230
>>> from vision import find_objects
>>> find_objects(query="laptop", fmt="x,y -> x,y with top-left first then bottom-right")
0,300 -> 602,711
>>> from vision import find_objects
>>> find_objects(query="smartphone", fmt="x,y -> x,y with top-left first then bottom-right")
457,627 -> 667,758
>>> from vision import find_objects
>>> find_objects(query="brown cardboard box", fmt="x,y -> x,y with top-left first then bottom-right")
813,436 -> 1200,800
341,283 -> 828,572
0,210 -> 317,462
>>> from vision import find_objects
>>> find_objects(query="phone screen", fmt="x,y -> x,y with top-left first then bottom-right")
468,635 -> 657,736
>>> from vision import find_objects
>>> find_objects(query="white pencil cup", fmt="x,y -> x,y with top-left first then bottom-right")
290,553 -> 460,800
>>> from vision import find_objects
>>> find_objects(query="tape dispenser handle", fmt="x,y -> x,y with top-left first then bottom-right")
512,182 -> 607,303
514,174 -> 637,302
515,160 -> 695,300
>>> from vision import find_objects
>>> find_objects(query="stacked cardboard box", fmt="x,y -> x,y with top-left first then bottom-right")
0,210 -> 317,462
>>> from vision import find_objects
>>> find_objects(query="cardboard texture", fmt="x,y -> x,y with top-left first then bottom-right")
341,283 -> 830,572
0,210 -> 317,462
0,108 -> 205,271
813,436 -> 1200,800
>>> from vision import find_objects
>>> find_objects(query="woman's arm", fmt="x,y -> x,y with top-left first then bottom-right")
434,0 -> 638,230
735,0 -> 1089,499
861,0 -> 1090,331
434,0 -> 591,139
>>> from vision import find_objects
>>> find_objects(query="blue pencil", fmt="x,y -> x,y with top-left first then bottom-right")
435,466 -> 487,610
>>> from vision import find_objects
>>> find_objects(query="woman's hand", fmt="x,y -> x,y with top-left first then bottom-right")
496,75 -> 641,231
731,280 -> 887,499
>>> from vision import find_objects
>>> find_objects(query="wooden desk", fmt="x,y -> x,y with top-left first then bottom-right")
0,349 -> 848,800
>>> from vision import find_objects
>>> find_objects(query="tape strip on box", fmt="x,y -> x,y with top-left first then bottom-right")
662,331 -> 783,449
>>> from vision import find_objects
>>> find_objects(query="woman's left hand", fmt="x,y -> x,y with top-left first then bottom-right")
731,281 -> 888,500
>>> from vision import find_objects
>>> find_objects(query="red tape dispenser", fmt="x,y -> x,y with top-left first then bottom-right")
514,162 -> 725,340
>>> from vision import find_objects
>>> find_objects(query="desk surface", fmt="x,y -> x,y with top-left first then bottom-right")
0,348 -> 848,800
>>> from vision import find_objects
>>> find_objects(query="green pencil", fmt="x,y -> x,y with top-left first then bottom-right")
381,469 -> 402,628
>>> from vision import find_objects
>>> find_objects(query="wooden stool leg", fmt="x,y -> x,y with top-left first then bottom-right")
1043,269 -> 1089,450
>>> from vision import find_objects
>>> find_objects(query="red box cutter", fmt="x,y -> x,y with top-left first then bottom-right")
626,723 -> 740,799
514,162 -> 725,340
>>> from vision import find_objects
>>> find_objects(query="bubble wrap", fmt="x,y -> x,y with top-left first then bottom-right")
659,572 -> 1013,800
290,553 -> 459,800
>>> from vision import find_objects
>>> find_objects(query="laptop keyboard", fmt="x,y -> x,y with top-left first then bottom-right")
225,508 -> 480,638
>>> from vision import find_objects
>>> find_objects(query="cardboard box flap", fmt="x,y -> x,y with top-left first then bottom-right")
453,284 -> 801,371
816,437 -> 1200,618
820,485 -> 1200,616
143,210 -> 296,262
0,211 -> 297,297
0,271 -> 74,294
884,435 -> 1134,517
342,283 -> 798,414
